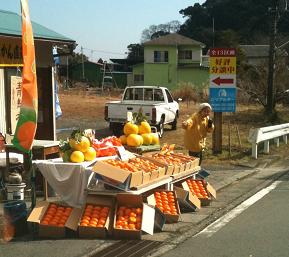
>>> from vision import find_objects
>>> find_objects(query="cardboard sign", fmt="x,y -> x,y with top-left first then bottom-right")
0,38 -> 23,66
117,146 -> 129,161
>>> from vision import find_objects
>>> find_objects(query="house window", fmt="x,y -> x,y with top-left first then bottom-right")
178,50 -> 192,60
134,74 -> 144,82
154,51 -> 168,63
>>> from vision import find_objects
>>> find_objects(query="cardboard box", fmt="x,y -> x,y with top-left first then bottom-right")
142,154 -> 175,175
185,179 -> 216,206
113,194 -> 155,239
27,201 -> 80,238
78,195 -> 115,238
174,182 -> 201,212
147,190 -> 180,223
137,155 -> 166,178
170,153 -> 199,171
153,207 -> 166,232
92,161 -> 143,190
142,171 -> 151,184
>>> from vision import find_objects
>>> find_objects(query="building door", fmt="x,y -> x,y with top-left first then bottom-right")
35,67 -> 54,140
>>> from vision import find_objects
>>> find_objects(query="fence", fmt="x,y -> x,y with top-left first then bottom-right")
248,123 -> 289,159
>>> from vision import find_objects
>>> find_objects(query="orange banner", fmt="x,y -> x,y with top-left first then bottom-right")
12,0 -> 38,153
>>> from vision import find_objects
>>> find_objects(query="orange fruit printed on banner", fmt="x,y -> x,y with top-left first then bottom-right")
17,121 -> 36,150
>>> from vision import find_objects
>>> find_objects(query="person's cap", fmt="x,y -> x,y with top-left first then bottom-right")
199,103 -> 212,111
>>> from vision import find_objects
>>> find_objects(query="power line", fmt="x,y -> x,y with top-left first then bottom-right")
80,46 -> 126,56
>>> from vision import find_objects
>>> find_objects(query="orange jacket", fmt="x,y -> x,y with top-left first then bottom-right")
182,112 -> 214,152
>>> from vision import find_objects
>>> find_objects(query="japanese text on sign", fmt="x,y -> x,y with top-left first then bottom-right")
209,48 -> 237,113
0,38 -> 23,66
209,48 -> 236,57
210,88 -> 236,112
11,76 -> 23,133
210,57 -> 236,74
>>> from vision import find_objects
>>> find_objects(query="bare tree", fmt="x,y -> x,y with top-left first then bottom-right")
238,56 -> 289,107
141,20 -> 181,42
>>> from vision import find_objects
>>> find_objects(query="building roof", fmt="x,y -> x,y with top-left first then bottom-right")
0,9 -> 75,44
143,33 -> 205,47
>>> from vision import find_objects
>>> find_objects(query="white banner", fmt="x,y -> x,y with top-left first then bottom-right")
11,76 -> 22,134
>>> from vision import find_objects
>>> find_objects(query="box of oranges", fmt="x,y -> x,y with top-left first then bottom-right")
143,153 -> 181,175
78,195 -> 115,238
92,159 -> 144,190
128,156 -> 167,180
174,184 -> 201,212
113,194 -> 155,239
170,153 -> 200,171
27,201 -> 80,238
147,190 -> 180,223
185,178 -> 216,206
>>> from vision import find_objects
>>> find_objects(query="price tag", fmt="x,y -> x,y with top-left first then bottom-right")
127,111 -> 133,122
117,146 -> 129,161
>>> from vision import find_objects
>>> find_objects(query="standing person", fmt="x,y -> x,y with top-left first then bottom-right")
182,103 -> 214,165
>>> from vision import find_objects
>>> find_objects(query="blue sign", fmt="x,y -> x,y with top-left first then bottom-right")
209,88 -> 236,112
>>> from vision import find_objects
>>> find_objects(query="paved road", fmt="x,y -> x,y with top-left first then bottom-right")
162,171 -> 289,257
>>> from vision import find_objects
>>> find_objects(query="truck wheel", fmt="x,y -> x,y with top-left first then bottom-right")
157,118 -> 164,138
171,116 -> 177,130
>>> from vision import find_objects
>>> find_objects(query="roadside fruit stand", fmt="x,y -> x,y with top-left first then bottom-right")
25,122 -> 216,240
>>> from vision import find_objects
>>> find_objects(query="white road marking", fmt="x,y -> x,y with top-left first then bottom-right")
195,180 -> 281,238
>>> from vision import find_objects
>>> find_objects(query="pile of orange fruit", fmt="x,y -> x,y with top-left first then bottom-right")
128,157 -> 159,173
150,153 -> 182,166
104,159 -> 139,173
154,191 -> 178,215
186,179 -> 209,199
79,204 -> 109,228
40,203 -> 72,227
115,206 -> 143,230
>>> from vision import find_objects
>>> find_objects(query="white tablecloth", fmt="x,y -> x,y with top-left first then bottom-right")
0,152 -> 23,167
34,159 -> 96,208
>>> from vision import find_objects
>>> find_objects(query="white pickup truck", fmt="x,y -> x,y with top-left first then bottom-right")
104,86 -> 180,137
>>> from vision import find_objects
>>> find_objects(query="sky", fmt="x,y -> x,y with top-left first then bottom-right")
0,0 -> 205,62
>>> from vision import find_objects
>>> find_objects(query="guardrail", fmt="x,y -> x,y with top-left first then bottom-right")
248,123 -> 289,159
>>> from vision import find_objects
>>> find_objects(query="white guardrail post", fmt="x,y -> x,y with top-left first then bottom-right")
248,123 -> 289,159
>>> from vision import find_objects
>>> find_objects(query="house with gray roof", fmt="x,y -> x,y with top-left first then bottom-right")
240,45 -> 288,66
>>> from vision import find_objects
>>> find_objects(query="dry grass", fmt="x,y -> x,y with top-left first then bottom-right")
57,88 -> 289,168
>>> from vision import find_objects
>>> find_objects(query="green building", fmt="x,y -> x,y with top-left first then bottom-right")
133,33 -> 209,91
68,61 -> 129,88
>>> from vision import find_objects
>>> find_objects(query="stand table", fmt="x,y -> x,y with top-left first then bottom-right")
87,166 -> 201,196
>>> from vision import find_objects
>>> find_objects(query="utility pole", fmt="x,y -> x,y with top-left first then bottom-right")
212,17 -> 215,48
66,55 -> 69,89
266,0 -> 278,116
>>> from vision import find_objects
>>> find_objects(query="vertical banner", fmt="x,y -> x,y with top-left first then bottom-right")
10,76 -> 22,134
12,0 -> 38,153
53,46 -> 62,119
